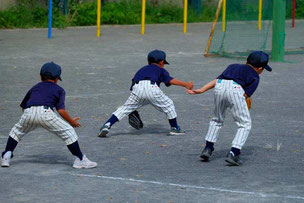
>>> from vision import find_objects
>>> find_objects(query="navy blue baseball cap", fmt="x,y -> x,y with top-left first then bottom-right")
147,50 -> 170,65
247,51 -> 272,72
40,62 -> 62,80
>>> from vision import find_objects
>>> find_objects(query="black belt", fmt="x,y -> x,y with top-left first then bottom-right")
43,106 -> 53,110
135,81 -> 157,85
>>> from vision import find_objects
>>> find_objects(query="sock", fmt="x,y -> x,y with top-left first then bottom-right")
2,136 -> 18,158
205,141 -> 214,151
104,114 -> 119,128
231,147 -> 241,156
67,141 -> 83,160
168,118 -> 178,128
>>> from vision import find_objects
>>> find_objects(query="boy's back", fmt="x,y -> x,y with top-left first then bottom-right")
21,81 -> 65,110
217,63 -> 260,97
132,64 -> 173,87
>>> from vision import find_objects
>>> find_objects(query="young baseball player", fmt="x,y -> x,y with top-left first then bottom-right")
187,51 -> 272,166
98,50 -> 193,137
1,62 -> 97,169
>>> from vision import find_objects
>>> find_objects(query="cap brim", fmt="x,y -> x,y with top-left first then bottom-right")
264,65 -> 272,72
164,60 -> 170,65
58,76 -> 62,81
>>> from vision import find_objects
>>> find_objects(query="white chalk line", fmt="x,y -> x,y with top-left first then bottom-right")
72,173 -> 304,200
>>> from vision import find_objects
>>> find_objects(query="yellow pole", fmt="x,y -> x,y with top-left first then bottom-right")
183,0 -> 188,33
222,0 -> 226,32
258,0 -> 262,30
96,0 -> 101,37
141,0 -> 146,35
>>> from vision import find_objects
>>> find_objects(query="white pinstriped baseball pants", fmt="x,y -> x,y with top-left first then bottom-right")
205,79 -> 251,149
9,106 -> 78,145
113,80 -> 177,121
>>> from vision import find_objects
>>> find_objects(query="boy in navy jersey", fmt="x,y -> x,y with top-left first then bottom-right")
98,50 -> 193,137
187,51 -> 272,166
1,62 -> 97,169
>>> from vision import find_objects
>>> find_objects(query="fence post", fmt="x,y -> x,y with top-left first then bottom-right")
97,0 -> 101,37
141,0 -> 146,35
48,0 -> 52,39
272,0 -> 286,61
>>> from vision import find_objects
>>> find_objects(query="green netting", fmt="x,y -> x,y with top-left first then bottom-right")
207,0 -> 304,58
208,0 -> 273,58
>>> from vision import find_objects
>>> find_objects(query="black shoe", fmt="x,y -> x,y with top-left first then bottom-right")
200,148 -> 213,162
225,152 -> 243,166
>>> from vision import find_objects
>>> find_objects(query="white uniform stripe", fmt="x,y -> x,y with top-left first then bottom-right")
8,106 -> 78,145
113,80 -> 177,121
205,80 -> 251,149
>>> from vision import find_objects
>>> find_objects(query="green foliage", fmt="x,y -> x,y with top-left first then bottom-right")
1,0 -> 303,29
145,2 -> 182,24
286,0 -> 304,19
70,2 -> 97,26
101,0 -> 141,24
296,0 -> 304,18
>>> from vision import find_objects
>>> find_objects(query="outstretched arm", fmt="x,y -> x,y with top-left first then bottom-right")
187,79 -> 217,95
57,109 -> 81,127
169,78 -> 193,90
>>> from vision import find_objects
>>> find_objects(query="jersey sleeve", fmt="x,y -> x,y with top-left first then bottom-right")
161,69 -> 174,87
56,89 -> 66,110
20,90 -> 32,109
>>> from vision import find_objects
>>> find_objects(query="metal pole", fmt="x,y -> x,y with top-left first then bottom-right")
222,0 -> 226,32
258,0 -> 262,30
97,0 -> 101,37
48,0 -> 52,39
183,0 -> 188,33
63,0 -> 68,15
141,0 -> 146,35
292,0 -> 295,28
272,0 -> 286,61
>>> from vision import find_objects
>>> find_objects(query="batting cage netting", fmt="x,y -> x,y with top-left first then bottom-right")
205,0 -> 304,58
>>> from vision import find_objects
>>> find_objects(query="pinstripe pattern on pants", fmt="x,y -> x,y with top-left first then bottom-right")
113,80 -> 177,121
205,79 -> 251,149
9,106 -> 78,145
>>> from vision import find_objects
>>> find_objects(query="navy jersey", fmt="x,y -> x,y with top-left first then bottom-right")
132,64 -> 174,87
20,81 -> 66,110
217,64 -> 260,97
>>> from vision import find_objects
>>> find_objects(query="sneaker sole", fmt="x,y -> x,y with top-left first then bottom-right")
167,132 -> 185,136
1,160 -> 10,167
73,163 -> 98,169
98,129 -> 109,137
225,158 -> 242,166
1,164 -> 9,167
200,154 -> 210,161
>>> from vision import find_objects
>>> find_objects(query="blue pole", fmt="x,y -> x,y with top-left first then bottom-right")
48,0 -> 52,39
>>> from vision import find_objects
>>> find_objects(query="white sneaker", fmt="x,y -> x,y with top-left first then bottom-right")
1,151 -> 12,167
73,155 -> 97,169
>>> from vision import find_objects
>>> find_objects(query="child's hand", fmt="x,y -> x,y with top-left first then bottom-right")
186,81 -> 193,90
186,89 -> 196,94
71,117 -> 81,127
